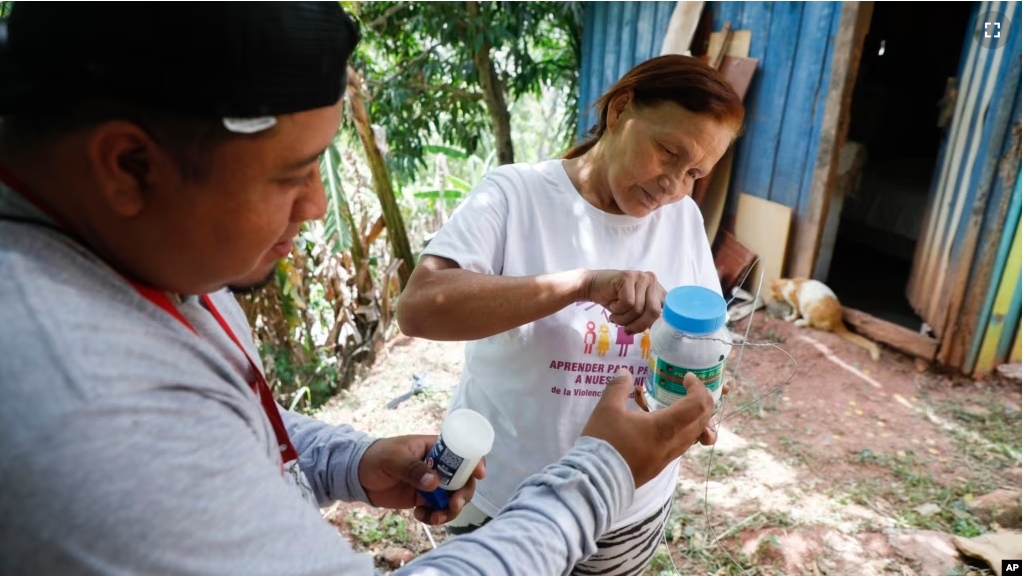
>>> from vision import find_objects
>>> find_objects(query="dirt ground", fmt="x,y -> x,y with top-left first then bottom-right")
315,309 -> 1022,575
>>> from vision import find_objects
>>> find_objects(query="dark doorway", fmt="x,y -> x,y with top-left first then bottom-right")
826,2 -> 974,329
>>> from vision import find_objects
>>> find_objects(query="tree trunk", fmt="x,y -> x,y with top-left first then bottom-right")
466,1 -> 515,165
345,66 -> 415,290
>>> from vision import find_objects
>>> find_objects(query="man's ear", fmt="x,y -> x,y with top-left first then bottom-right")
84,122 -> 161,218
605,91 -> 634,132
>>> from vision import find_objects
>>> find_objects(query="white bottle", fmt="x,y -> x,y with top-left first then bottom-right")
644,285 -> 731,409
420,409 -> 495,509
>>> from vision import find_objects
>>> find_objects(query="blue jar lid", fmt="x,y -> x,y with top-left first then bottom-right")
662,285 -> 727,335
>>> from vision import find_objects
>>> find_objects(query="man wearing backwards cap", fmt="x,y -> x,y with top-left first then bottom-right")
0,3 -> 717,574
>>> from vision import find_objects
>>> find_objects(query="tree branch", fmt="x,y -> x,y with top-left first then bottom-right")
362,3 -> 409,31
375,41 -> 444,86
364,79 -> 482,101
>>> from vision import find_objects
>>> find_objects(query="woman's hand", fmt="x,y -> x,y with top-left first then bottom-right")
581,269 -> 666,334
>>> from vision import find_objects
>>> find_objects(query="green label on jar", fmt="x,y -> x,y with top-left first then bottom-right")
649,357 -> 724,404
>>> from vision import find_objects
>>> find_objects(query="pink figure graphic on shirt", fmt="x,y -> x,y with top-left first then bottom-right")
640,330 -> 652,359
583,321 -> 597,354
597,324 -> 611,356
616,326 -> 634,357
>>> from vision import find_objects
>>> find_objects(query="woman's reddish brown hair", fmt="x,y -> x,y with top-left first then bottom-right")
564,55 -> 745,159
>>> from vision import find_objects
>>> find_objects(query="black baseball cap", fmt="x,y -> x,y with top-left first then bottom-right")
0,2 -> 361,134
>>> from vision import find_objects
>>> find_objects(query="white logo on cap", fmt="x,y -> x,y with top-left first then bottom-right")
223,116 -> 278,134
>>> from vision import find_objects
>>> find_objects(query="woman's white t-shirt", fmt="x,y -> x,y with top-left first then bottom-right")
421,159 -> 721,530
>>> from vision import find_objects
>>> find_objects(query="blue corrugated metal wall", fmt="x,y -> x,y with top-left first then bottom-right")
577,1 -> 844,220
577,1 -> 677,139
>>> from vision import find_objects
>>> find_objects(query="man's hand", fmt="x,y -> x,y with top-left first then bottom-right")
358,435 -> 485,525
633,378 -> 731,447
582,370 -> 715,487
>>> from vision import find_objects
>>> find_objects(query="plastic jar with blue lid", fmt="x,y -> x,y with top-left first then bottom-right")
643,285 -> 731,409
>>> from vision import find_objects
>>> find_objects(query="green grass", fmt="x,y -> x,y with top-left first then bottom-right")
644,547 -> 676,576
935,394 -> 1022,465
721,373 -> 783,421
691,449 -> 748,481
837,388 -> 1021,539
847,448 -> 988,537
653,507 -> 799,576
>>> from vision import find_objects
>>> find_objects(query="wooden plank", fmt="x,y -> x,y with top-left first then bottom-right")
713,230 -> 757,296
742,2 -> 801,201
601,3 -> 622,97
717,55 -> 758,97
789,2 -> 872,278
710,23 -> 733,69
701,56 -> 756,240
703,148 -> 735,240
635,1 -> 659,65
577,3 -> 599,138
912,6 -> 985,321
734,193 -> 792,287
707,29 -> 751,60
727,5 -> 768,203
772,1 -> 835,210
842,307 -> 939,361
661,1 -> 706,56
975,217 -> 1022,374
964,153 -> 1022,370
710,1 -> 744,37
946,4 -> 1021,370
738,2 -> 770,61
931,41 -> 1005,348
694,52 -> 755,211
618,2 -> 639,80
795,3 -> 842,220
996,279 -> 1022,363
1011,323 -> 1022,363
654,1 -> 680,55
814,141 -> 865,282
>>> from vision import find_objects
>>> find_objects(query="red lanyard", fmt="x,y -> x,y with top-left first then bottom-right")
0,165 -> 300,467
131,282 -> 300,465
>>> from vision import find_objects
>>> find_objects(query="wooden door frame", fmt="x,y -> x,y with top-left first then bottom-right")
788,2 -> 874,279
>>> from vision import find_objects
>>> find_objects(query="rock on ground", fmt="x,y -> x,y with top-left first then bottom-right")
885,529 -> 960,576
967,489 -> 1023,529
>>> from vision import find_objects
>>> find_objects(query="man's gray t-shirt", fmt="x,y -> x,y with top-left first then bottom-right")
0,179 -> 635,575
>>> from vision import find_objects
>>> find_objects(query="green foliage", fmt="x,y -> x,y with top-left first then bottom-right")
237,126 -> 405,413
260,340 -> 339,412
322,143 -> 356,255
347,510 -> 414,547
0,2 -> 13,17
406,143 -> 492,216
351,1 -> 582,180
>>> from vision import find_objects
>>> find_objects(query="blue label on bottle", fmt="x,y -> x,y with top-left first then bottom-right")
424,435 -> 464,487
